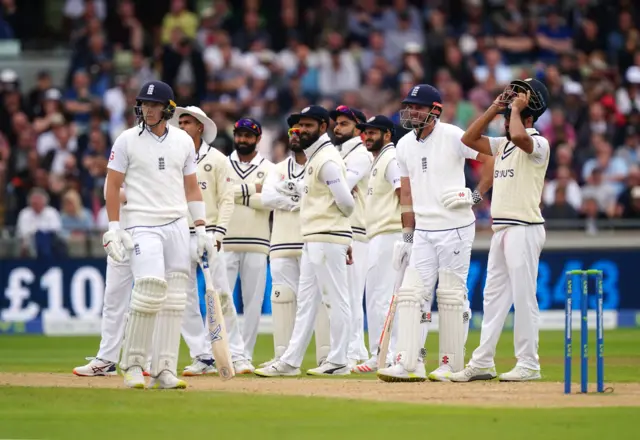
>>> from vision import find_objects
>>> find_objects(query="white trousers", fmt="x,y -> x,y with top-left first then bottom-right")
270,256 -> 301,292
223,251 -> 267,361
127,218 -> 191,279
411,224 -> 474,361
469,225 -> 545,370
281,242 -> 350,367
347,240 -> 369,361
365,232 -> 401,362
96,257 -> 133,363
181,234 -> 248,362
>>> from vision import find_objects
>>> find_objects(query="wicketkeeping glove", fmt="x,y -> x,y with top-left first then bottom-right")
441,188 -> 482,209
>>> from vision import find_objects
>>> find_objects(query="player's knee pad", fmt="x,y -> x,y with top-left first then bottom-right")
436,269 -> 466,372
130,277 -> 167,314
271,284 -> 296,358
314,302 -> 330,366
164,272 -> 188,312
395,266 -> 424,371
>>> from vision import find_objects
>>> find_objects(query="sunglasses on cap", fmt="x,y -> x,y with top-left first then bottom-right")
234,118 -> 261,135
335,105 -> 358,121
288,127 -> 300,137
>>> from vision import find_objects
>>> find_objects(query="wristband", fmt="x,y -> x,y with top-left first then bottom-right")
188,201 -> 206,222
472,189 -> 482,204
402,227 -> 414,243
108,221 -> 120,231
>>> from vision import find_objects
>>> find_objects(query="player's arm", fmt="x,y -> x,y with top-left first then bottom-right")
261,169 -> 298,211
319,160 -> 355,217
462,99 -> 507,156
384,157 -> 402,198
476,154 -> 495,195
214,160 -> 234,244
105,137 -> 129,227
183,148 -> 205,228
240,168 -> 272,211
400,177 -> 415,237
508,91 -> 534,154
345,153 -> 372,190
103,175 -> 127,204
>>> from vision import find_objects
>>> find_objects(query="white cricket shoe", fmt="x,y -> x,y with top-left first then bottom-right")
498,366 -> 541,382
182,357 -> 216,376
258,357 -> 278,368
352,357 -> 378,374
233,359 -> 255,374
347,358 -> 359,370
123,366 -> 146,389
307,362 -> 350,376
149,371 -> 187,389
254,360 -> 301,377
449,365 -> 497,382
73,357 -> 117,377
428,364 -> 454,382
377,362 -> 426,382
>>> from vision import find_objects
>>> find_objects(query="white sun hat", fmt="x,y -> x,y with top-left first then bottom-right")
169,106 -> 218,144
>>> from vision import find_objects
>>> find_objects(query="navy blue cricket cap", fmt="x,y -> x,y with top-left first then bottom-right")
401,84 -> 442,108
288,105 -> 331,126
329,105 -> 367,124
233,118 -> 262,136
356,115 -> 395,135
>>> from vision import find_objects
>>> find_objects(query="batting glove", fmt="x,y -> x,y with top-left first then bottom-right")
441,188 -> 482,209
102,224 -> 134,263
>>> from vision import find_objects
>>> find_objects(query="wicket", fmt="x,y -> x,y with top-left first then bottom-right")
564,269 -> 604,394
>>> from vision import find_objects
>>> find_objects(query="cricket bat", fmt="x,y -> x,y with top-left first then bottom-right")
376,256 -> 409,370
200,255 -> 235,380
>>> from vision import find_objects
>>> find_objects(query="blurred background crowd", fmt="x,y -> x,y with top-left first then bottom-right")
1,0 -> 639,258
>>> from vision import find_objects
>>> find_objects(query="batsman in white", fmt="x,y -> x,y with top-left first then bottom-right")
351,115 -> 402,374
103,80 -> 214,389
255,105 -> 355,377
450,78 -> 551,382
377,84 -> 492,382
223,118 -> 273,366
330,105 -> 373,368
258,119 -> 307,365
169,106 -> 254,376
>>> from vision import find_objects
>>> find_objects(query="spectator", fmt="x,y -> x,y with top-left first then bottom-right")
474,46 -> 513,88
27,70 -> 54,118
544,165 -> 583,211
536,8 -> 573,64
161,0 -> 198,45
16,187 -> 63,256
579,196 -> 608,236
582,137 -> 629,194
616,66 -> 640,115
616,125 -> 640,166
60,188 -> 94,238
64,70 -> 101,135
542,106 -> 577,149
581,167 -> 618,217
615,166 -> 640,218
233,9 -> 271,52
106,0 -> 143,52
33,89 -> 66,134
318,36 -> 360,99
384,12 -> 422,69
162,34 -> 206,103
543,185 -> 580,220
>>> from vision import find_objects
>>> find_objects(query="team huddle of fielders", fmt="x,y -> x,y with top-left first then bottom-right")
73,75 -> 552,388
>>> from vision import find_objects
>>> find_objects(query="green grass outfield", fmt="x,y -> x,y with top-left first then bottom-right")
0,329 -> 639,439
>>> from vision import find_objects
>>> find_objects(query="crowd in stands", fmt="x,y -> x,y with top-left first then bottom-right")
1,0 -> 640,256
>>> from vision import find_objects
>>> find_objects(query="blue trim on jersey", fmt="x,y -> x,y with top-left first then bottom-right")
124,217 -> 181,230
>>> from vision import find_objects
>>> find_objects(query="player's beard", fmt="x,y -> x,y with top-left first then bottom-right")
367,137 -> 384,152
299,128 -> 320,150
333,129 -> 355,146
234,141 -> 257,155
290,139 -> 303,153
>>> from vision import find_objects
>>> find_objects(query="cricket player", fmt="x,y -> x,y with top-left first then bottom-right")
104,80 -> 214,389
449,78 -> 550,382
169,106 -> 254,375
377,84 -> 493,383
351,115 -> 402,373
223,118 -> 273,365
255,105 -> 355,377
72,180 -> 139,377
330,105 -> 372,367
258,119 -> 307,365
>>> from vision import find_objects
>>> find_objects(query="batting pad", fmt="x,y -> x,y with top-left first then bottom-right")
436,269 -> 466,372
314,302 -> 330,366
395,266 -> 424,372
151,272 -> 188,377
271,284 -> 296,359
120,277 -> 167,371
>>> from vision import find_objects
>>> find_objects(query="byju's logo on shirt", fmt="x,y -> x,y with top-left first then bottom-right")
494,169 -> 515,179
158,157 -> 165,170
421,157 -> 427,172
